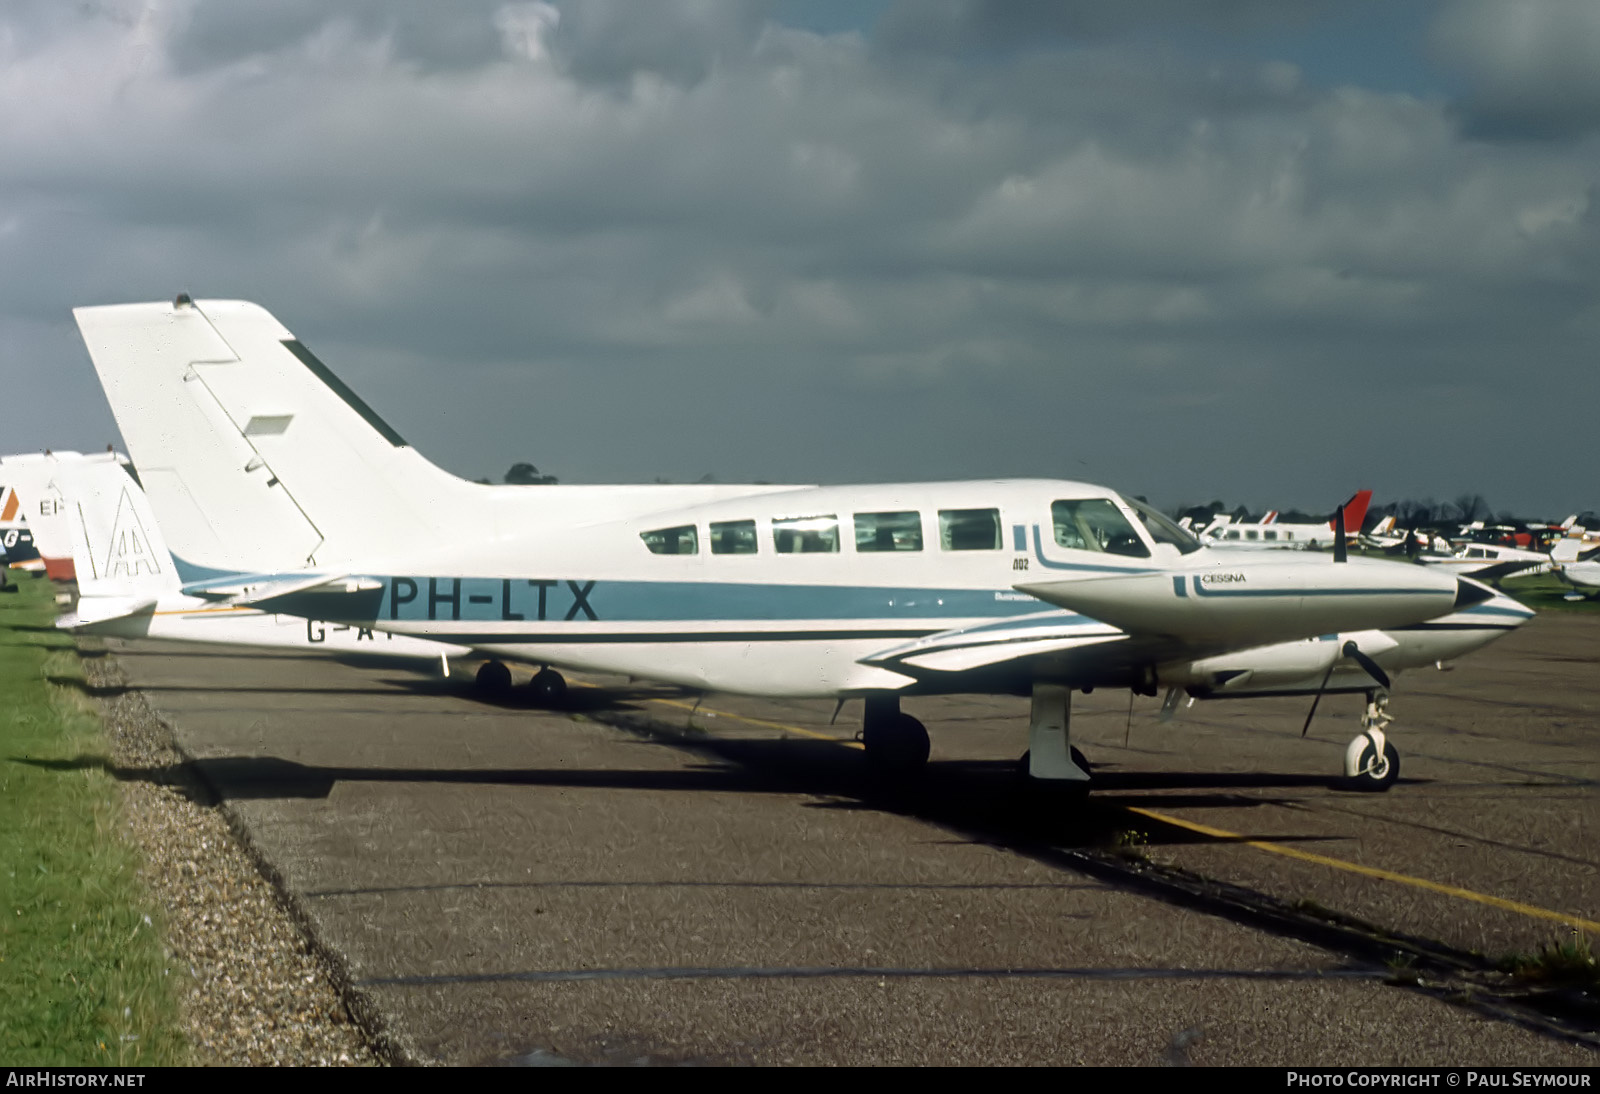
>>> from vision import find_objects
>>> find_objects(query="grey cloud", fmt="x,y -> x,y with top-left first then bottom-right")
1432,0 -> 1600,140
166,0 -> 508,74
549,0 -> 772,88
873,0 -> 1342,56
1,3 -> 1597,515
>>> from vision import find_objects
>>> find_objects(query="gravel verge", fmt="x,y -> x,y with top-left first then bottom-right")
76,640 -> 389,1066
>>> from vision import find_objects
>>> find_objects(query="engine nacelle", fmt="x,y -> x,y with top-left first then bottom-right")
1160,629 -> 1398,693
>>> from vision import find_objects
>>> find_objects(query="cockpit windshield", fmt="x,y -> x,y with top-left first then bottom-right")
1051,499 -> 1150,558
1123,496 -> 1202,555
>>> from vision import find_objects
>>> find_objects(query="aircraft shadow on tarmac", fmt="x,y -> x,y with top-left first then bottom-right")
11,732 -> 1357,855
46,673 -> 437,702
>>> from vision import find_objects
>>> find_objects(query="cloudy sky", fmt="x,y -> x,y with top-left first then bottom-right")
2,0 -> 1597,516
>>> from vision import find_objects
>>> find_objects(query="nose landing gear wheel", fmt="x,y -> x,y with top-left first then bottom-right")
862,712 -> 930,778
1344,736 -> 1400,792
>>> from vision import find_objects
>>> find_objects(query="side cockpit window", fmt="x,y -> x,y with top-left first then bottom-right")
640,524 -> 698,555
1124,496 -> 1202,555
710,519 -> 758,555
855,511 -> 922,552
1051,499 -> 1150,558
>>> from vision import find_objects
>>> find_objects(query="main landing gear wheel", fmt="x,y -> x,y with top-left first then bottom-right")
475,660 -> 513,696
527,667 -> 567,705
862,712 -> 930,778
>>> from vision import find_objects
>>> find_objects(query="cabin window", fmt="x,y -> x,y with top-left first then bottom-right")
640,524 -> 698,555
773,515 -> 839,554
710,519 -> 758,555
1225,530 -> 1241,541
1246,530 -> 1259,541
1051,499 -> 1151,558
855,511 -> 923,552
939,508 -> 1001,551
1263,530 -> 1278,541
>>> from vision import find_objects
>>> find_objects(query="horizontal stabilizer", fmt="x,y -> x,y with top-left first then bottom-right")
181,572 -> 374,604
59,595 -> 158,629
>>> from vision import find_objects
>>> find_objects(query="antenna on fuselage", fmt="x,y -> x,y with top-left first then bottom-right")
1333,505 -> 1348,563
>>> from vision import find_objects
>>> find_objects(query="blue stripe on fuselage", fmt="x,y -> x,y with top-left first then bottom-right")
370,577 -> 1054,624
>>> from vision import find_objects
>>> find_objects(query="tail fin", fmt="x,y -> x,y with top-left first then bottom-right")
1333,490 -> 1372,535
1372,515 -> 1395,536
73,298 -> 482,574
0,485 -> 39,565
0,451 -> 128,581
61,458 -> 181,601
1551,535 -> 1587,564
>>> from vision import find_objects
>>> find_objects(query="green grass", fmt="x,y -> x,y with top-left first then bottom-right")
0,577 -> 186,1065
1495,572 -> 1600,613
1497,934 -> 1599,988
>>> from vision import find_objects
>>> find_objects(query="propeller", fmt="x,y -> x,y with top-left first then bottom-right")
1300,639 -> 1391,736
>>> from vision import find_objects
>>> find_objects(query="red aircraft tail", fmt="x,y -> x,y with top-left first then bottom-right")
1332,490 -> 1372,536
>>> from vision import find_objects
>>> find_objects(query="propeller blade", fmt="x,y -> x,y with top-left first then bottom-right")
1158,685 -> 1183,724
1341,640 -> 1392,691
1333,504 -> 1347,563
1301,659 -> 1339,736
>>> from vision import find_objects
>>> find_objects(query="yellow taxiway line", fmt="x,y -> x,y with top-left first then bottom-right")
650,696 -> 865,749
1123,806 -> 1600,935
625,689 -> 1599,935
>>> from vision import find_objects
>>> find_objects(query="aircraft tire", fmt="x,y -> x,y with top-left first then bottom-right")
1345,738 -> 1400,792
528,668 -> 567,705
475,660 -> 513,696
863,712 -> 930,777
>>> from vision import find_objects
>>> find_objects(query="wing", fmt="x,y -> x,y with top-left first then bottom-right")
859,609 -> 1206,689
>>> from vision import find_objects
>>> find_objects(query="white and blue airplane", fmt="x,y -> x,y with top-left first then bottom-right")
71,297 -> 1534,793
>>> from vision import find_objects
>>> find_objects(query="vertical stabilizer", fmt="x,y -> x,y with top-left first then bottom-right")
1335,490 -> 1372,535
74,299 -> 483,573
1551,535 -> 1587,564
61,459 -> 181,600
0,451 -> 128,580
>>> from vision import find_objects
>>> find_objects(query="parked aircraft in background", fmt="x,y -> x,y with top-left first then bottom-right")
1416,541 -> 1552,583
0,449 -> 130,581
0,483 -> 41,573
1550,533 -> 1600,600
1199,491 -> 1372,550
52,452 -> 473,666
73,297 -> 1531,793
